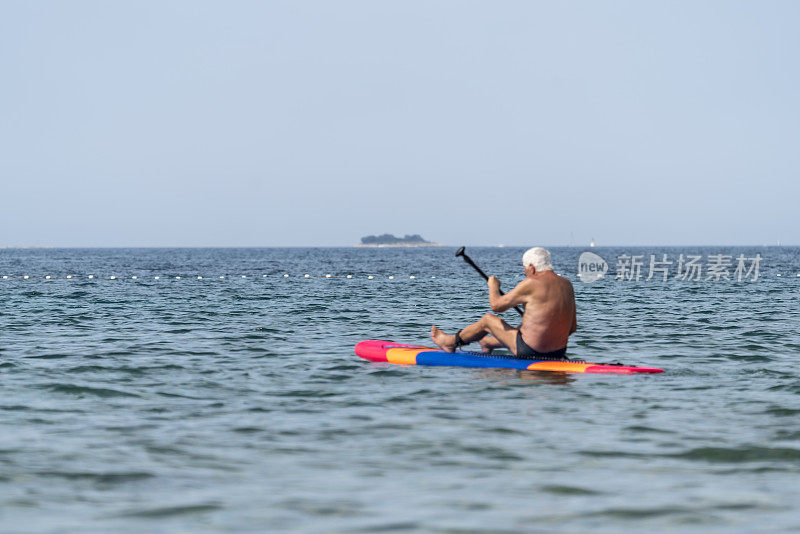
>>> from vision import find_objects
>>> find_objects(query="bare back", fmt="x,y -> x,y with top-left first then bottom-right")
516,272 -> 576,352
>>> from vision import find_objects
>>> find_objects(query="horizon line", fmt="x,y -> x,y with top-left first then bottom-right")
0,244 -> 794,249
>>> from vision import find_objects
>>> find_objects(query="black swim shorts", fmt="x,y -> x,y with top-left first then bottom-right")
516,330 -> 567,359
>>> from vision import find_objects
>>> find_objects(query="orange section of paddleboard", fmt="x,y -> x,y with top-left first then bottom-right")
385,347 -> 423,365
525,361 -> 592,373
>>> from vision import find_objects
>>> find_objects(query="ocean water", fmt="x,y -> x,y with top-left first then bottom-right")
1,246 -> 799,533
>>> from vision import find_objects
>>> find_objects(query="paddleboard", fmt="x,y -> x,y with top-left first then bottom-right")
355,340 -> 663,374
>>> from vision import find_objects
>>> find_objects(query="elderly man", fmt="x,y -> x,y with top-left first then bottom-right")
431,247 -> 577,359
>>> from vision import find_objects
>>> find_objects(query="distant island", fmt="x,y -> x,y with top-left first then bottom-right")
357,234 -> 443,247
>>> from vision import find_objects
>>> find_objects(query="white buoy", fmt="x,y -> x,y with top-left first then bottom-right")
304,274 -> 310,278
175,276 -> 181,280
67,275 -> 72,279
431,276 -> 436,279
368,275 -> 374,279
88,275 -> 94,279
132,276 -> 137,279
45,275 -> 51,279
242,275 -> 246,278
346,274 -> 352,279
263,274 -> 267,278
2,276 -> 7,279
388,275 -> 394,280
325,274 -> 332,278
154,276 -> 160,280
110,276 -> 116,280
283,274 -> 289,277
409,275 -> 415,279
197,276 -> 203,279
220,276 -> 225,279
777,274 -> 782,277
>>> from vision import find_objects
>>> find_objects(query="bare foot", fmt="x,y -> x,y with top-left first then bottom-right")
431,325 -> 457,353
478,339 -> 494,354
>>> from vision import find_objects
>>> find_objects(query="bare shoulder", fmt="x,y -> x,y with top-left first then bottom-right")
515,277 -> 538,294
539,272 -> 574,293
558,273 -> 575,291
555,273 -> 575,295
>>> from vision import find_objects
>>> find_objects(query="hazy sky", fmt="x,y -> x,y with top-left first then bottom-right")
1,1 -> 798,247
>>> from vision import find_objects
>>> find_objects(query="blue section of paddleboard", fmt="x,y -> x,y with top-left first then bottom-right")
415,350 -> 536,369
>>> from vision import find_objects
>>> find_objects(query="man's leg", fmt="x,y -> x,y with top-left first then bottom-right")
479,335 -> 505,354
431,314 -> 518,353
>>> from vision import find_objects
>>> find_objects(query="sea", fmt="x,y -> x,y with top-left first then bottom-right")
1,246 -> 798,533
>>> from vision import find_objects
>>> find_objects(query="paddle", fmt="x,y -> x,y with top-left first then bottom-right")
455,247 -> 524,316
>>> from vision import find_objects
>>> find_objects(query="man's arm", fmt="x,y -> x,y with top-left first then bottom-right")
487,276 -> 530,313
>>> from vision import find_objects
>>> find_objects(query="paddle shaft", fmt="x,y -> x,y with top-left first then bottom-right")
456,248 -> 524,316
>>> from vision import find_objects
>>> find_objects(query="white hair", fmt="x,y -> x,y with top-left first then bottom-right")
522,247 -> 553,272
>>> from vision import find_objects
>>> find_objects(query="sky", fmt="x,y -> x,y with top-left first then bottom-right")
1,1 -> 798,247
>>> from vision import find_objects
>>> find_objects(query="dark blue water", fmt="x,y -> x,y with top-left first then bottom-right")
1,247 -> 799,532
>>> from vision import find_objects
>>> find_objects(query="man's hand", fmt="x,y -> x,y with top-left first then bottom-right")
488,276 -> 500,292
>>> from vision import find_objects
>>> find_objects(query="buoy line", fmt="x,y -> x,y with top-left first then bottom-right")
0,272 -> 792,281
0,274 -> 437,280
